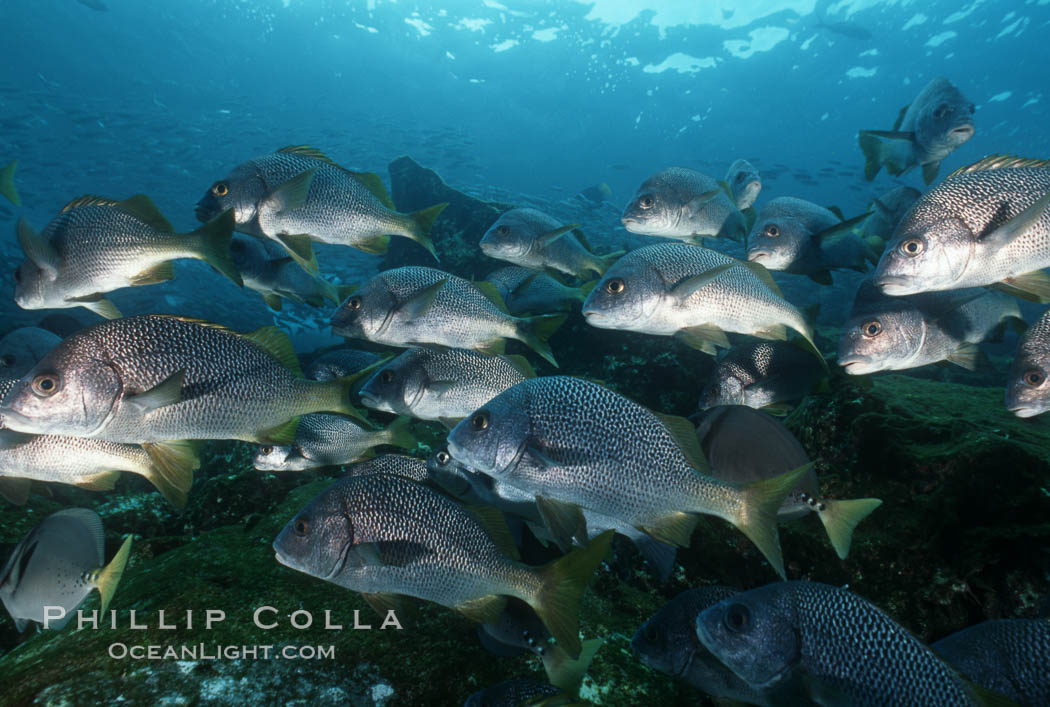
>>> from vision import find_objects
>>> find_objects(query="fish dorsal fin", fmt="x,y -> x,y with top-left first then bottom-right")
245,326 -> 302,376
277,144 -> 340,166
948,154 -> 1050,179
473,281 -> 510,314
654,412 -> 709,473
741,260 -> 785,298
349,171 -> 396,210
504,354 -> 537,379
825,205 -> 845,220
892,104 -> 909,131
811,211 -> 873,244
16,218 -> 60,277
467,505 -> 520,561
117,195 -> 175,232
572,227 -> 593,252
61,194 -> 121,212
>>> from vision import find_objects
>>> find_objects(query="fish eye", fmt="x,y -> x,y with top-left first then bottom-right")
495,224 -> 510,236
31,373 -> 61,397
1023,369 -> 1046,387
605,278 -> 625,294
348,296 -> 362,310
471,411 -> 490,430
862,320 -> 883,338
724,603 -> 750,633
900,238 -> 924,257
764,224 -> 780,238
0,354 -> 13,367
211,182 -> 229,197
260,445 -> 273,455
436,450 -> 450,465
380,369 -> 395,384
638,195 -> 655,209
293,517 -> 310,537
735,173 -> 746,183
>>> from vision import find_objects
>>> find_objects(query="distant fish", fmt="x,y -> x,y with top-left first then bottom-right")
75,0 -> 108,10
816,15 -> 872,40
724,159 -> 761,210
230,234 -> 342,311
574,182 -> 613,204
858,77 -> 975,185
0,509 -> 131,631
0,160 -> 20,206
622,167 -> 749,242
486,266 -> 593,316
699,341 -> 826,413
252,414 -> 416,471
480,208 -> 620,279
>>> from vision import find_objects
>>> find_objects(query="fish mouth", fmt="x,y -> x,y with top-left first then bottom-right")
1007,404 -> 1045,419
747,250 -> 771,262
871,275 -> 915,296
838,356 -> 876,375
950,123 -> 975,139
358,391 -> 381,409
194,202 -> 217,224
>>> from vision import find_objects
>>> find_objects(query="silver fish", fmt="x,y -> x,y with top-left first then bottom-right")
622,167 -> 748,241
480,208 -> 619,279
724,159 -> 761,210
486,266 -> 593,316
699,342 -> 826,412
230,235 -> 342,310
859,186 -> 922,241
1006,307 -> 1050,417
253,414 -> 416,471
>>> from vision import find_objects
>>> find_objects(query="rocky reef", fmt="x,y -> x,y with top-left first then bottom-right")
1,159 -> 1049,706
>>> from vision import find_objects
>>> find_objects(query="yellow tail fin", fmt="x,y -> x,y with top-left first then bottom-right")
92,536 -> 133,616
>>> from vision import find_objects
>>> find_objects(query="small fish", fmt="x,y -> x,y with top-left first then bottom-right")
858,186 -> 922,241
746,197 -> 878,284
633,586 -> 769,704
0,160 -> 20,206
815,15 -> 872,40
0,315 -> 365,444
582,243 -> 818,357
622,167 -> 748,241
1006,308 -> 1050,417
839,280 -> 1024,374
273,472 -> 612,658
14,196 -> 241,319
858,77 -> 975,185
694,406 -> 881,559
480,208 -> 619,279
696,581 -> 984,706
0,327 -> 62,378
724,159 -> 761,210
359,347 -> 534,426
574,182 -> 613,205
874,155 -> 1050,301
0,509 -> 131,631
344,453 -> 430,483
331,266 -> 566,366
196,145 -> 447,272
304,348 -> 384,381
932,619 -> 1050,706
253,414 -> 416,471
230,235 -> 342,310
0,431 -> 196,507
446,376 -> 810,578
486,267 -> 593,316
699,342 -> 826,412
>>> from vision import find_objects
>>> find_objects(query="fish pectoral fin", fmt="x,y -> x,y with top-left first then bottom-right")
438,417 -> 463,430
261,293 -> 284,311
536,224 -> 581,247
118,194 -> 175,232
259,417 -> 299,445
360,591 -> 405,618
640,512 -> 698,548
264,168 -> 317,215
994,270 -> 1050,304
125,369 -> 186,416
396,279 -> 448,322
922,160 -> 941,185
455,594 -> 507,624
66,294 -> 122,320
535,496 -> 588,553
684,188 -> 722,216
275,234 -> 319,274
74,470 -> 121,491
0,477 -> 32,505
654,412 -> 710,473
129,261 -> 176,286
978,192 -> 1050,249
669,263 -> 735,299
945,342 -> 982,371
244,326 -> 302,375
16,218 -> 60,279
675,324 -> 730,355
467,505 -> 520,561
425,380 -> 456,398
806,269 -> 834,286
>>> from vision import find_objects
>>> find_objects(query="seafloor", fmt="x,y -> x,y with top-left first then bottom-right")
1,159 -> 1048,706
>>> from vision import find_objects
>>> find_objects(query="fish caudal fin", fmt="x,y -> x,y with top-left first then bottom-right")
816,497 -> 882,560
324,377 -> 370,424
406,203 -> 448,261
141,440 -> 200,508
517,313 -> 568,367
858,131 -> 883,180
382,416 -> 418,452
0,160 -> 20,206
315,277 -> 341,304
544,638 -> 603,695
731,463 -> 812,579
188,208 -> 243,287
92,535 -> 133,616
529,530 -> 613,660
592,250 -> 625,277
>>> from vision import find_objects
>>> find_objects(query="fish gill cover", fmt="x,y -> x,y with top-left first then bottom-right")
0,0 -> 1049,705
